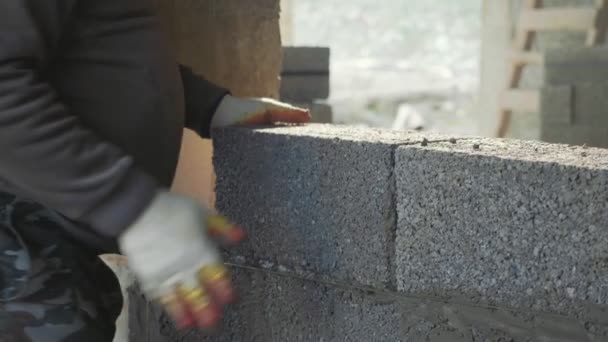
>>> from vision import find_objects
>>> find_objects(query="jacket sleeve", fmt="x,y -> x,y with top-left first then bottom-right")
179,65 -> 230,138
0,1 -> 159,237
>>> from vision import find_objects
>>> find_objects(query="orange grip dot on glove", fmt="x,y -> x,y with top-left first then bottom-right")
207,215 -> 246,244
199,264 -> 227,282
206,215 -> 231,233
176,285 -> 220,328
199,264 -> 236,305
161,293 -> 194,329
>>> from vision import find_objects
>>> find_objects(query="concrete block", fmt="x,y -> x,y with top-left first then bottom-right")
213,125 -> 444,288
572,125 -> 608,148
310,102 -> 332,123
564,125 -> 608,148
545,46 -> 608,66
395,138 -> 608,319
136,267 -> 608,341
541,85 -> 573,125
282,46 -> 330,73
140,268 -> 403,342
125,125 -> 608,341
193,268 -> 403,342
541,123 -> 608,148
280,75 -> 330,101
573,82 -> 608,127
540,123 -> 590,146
541,82 -> 608,147
545,47 -> 608,86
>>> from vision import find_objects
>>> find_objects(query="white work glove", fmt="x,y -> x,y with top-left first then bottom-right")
211,95 -> 311,128
118,191 -> 244,329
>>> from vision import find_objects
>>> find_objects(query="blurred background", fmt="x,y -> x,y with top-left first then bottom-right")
279,0 -> 608,146
290,0 -> 480,135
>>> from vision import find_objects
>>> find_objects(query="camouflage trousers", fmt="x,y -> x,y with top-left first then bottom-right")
0,193 -> 123,341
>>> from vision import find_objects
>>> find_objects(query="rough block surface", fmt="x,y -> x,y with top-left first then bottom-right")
134,267 -> 608,342
212,125 -> 430,288
125,125 -> 608,341
395,137 -> 608,320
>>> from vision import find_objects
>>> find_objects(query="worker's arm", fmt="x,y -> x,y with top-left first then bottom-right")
1,2 -> 243,330
179,66 -> 311,136
179,65 -> 230,138
0,1 -> 158,235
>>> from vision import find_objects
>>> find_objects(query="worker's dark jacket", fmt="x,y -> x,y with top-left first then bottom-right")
0,0 -> 228,250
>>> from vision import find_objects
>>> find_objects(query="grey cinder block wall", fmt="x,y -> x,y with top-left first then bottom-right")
132,125 -> 608,341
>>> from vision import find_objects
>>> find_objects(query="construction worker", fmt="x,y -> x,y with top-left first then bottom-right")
0,1 -> 310,341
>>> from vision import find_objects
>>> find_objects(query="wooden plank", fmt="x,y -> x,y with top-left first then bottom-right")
478,0 -> 514,136
496,0 -> 543,138
519,8 -> 596,31
500,89 -> 540,113
510,0 -> 542,87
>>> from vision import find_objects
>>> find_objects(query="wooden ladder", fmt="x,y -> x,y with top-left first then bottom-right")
496,0 -> 608,138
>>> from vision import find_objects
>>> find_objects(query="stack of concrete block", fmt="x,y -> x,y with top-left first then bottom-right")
280,47 -> 332,123
541,47 -> 608,148
131,125 -> 608,341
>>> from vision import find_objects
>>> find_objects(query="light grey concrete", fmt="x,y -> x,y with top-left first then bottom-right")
541,85 -> 573,125
573,81 -> 608,126
282,46 -> 330,73
132,267 -> 608,342
279,74 -> 330,101
132,268 -> 404,342
279,46 -> 331,102
196,268 -> 403,342
542,123 -> 608,148
541,49 -> 608,147
545,48 -> 608,86
212,124 -> 438,289
395,137 -> 608,321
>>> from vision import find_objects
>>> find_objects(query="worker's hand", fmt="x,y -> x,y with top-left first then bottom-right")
118,191 -> 245,330
211,95 -> 311,128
